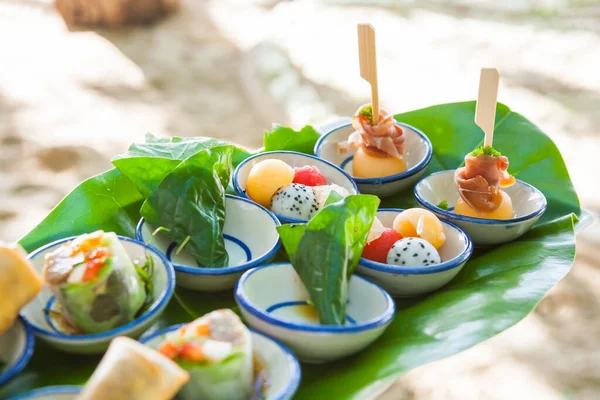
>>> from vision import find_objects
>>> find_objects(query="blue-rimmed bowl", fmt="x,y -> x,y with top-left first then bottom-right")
414,170 -> 547,246
235,262 -> 395,363
7,386 -> 81,400
137,195 -> 281,292
314,118 -> 433,197
21,236 -> 175,354
140,325 -> 301,400
357,209 -> 473,297
0,317 -> 35,388
233,151 -> 359,223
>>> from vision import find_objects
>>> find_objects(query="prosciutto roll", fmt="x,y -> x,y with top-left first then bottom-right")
157,309 -> 253,400
43,231 -> 146,333
78,336 -> 189,400
0,243 -> 42,334
455,152 -> 515,213
339,104 -> 405,160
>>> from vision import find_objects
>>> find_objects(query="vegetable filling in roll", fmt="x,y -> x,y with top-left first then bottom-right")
42,231 -> 146,334
157,309 -> 253,400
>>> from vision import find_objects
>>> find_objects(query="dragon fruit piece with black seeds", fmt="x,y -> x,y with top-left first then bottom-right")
270,183 -> 319,220
386,237 -> 441,267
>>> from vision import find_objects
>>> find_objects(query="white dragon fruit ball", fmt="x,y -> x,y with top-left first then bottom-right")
270,183 -> 318,220
386,237 -> 441,267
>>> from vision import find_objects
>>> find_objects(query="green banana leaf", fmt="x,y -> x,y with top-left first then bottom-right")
5,101 -> 581,400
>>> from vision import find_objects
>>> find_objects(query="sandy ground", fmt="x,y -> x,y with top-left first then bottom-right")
0,0 -> 599,398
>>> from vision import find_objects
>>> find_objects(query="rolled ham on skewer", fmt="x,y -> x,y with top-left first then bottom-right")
78,336 -> 189,400
454,149 -> 515,213
338,105 -> 405,160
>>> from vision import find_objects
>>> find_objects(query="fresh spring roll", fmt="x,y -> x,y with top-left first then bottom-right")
0,243 -> 42,334
78,336 -> 189,400
42,231 -> 146,333
157,309 -> 253,400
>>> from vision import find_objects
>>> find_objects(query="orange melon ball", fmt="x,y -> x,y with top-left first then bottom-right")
455,191 -> 514,220
246,159 -> 294,207
352,146 -> 406,178
392,208 -> 446,249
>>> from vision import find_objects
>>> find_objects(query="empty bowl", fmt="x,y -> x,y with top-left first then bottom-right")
233,151 -> 358,223
314,118 -> 432,197
22,236 -> 175,354
357,209 -> 473,297
235,262 -> 395,363
137,195 -> 281,292
414,170 -> 547,246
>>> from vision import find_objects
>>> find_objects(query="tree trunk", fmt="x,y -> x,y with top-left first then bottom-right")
55,0 -> 180,26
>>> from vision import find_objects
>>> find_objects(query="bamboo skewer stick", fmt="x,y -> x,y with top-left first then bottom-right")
357,24 -> 380,124
475,68 -> 500,147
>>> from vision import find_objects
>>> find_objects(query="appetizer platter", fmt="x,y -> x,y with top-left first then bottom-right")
0,23 -> 587,400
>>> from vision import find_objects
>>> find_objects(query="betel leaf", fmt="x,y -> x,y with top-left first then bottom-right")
12,102 -> 584,400
141,145 -> 233,268
112,134 -> 251,198
263,125 -> 321,154
277,195 -> 380,325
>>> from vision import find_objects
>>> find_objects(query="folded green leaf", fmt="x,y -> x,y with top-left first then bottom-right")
278,194 -> 380,325
263,125 -> 321,154
141,145 -> 234,268
113,134 -> 250,198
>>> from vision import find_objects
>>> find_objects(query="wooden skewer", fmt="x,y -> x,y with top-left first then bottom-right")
357,23 -> 380,124
475,68 -> 500,147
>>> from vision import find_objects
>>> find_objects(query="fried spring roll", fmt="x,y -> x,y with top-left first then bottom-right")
78,336 -> 189,400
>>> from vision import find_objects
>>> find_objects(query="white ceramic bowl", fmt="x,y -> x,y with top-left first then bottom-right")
137,195 -> 281,292
22,236 -> 175,354
314,118 -> 433,197
357,209 -> 473,297
235,263 -> 395,363
414,170 -> 547,246
233,151 -> 359,223
0,317 -> 35,388
7,386 -> 81,400
140,325 -> 301,400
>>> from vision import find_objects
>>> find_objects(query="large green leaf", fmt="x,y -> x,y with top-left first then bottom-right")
277,194 -> 380,324
10,102 -> 581,400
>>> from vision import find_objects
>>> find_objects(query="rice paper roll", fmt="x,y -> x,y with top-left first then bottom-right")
78,336 -> 189,400
0,243 -> 42,334
157,309 -> 253,400
42,231 -> 146,333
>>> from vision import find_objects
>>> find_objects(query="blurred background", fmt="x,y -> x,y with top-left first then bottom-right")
0,0 -> 599,398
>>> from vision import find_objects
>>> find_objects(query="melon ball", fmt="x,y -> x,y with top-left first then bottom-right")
246,159 -> 294,207
352,146 -> 406,178
387,238 -> 441,267
392,208 -> 446,249
455,190 -> 514,220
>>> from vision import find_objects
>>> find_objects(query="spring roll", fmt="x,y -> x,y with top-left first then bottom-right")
0,243 -> 43,334
78,336 -> 189,400
157,309 -> 253,400
43,231 -> 146,333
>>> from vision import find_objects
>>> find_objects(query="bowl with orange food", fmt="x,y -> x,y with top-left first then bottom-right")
233,151 -> 358,223
314,105 -> 433,197
357,208 -> 472,297
414,146 -> 547,246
